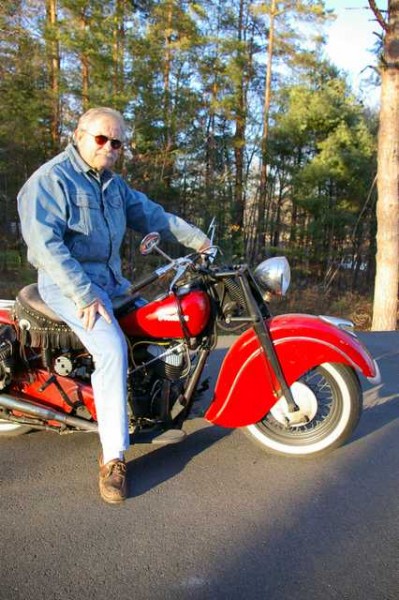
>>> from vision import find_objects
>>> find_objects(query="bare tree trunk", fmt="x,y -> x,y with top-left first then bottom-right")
113,0 -> 125,103
81,54 -> 90,110
205,85 -> 217,203
370,1 -> 399,330
80,11 -> 90,110
233,0 -> 246,230
256,0 -> 277,257
259,0 -> 276,203
46,0 -> 60,151
158,2 -> 175,188
272,185 -> 283,248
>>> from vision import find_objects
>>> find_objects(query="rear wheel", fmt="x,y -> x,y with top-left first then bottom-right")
0,418 -> 31,437
245,363 -> 362,457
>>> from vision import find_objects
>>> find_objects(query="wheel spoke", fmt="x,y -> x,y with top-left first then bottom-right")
261,366 -> 340,438
246,363 -> 362,456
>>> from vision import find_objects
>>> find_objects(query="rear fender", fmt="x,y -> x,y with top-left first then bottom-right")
205,314 -> 379,427
0,301 -> 14,325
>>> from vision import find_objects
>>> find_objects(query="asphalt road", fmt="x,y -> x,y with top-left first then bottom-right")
1,331 -> 399,600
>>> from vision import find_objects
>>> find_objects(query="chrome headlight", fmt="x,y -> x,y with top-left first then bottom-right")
254,257 -> 291,296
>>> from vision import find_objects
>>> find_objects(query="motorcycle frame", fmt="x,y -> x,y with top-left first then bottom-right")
0,260 -> 380,435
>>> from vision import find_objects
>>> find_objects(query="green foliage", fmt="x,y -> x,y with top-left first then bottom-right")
0,0 -> 378,300
263,59 -> 377,277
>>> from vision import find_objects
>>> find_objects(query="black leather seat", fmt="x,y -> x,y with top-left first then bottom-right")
18,284 -> 64,322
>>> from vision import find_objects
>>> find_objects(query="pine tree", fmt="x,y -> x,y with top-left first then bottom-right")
249,0 -> 329,260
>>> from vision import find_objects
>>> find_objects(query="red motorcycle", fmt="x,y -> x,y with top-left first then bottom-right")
0,227 -> 380,457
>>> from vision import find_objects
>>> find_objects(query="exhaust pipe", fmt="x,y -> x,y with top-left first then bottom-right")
0,393 -> 98,432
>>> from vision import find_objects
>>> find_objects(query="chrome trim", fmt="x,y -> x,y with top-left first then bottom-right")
319,315 -> 355,332
254,256 -> 291,296
367,359 -> 381,385
319,315 -> 381,384
0,299 -> 15,310
0,393 -> 98,432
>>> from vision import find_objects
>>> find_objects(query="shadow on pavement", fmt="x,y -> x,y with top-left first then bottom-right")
353,331 -> 399,442
127,425 -> 231,498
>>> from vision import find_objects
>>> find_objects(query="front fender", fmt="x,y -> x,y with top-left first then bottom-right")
205,314 -> 379,427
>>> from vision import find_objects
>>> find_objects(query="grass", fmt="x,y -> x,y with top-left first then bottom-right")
270,286 -> 373,330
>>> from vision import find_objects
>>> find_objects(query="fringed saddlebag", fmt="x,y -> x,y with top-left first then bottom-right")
13,284 -> 84,350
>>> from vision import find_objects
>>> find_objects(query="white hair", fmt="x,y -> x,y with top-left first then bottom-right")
77,107 -> 127,136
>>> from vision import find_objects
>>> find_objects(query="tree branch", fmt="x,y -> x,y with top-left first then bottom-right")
368,0 -> 388,32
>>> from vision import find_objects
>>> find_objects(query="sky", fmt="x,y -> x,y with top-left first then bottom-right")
323,0 -> 382,106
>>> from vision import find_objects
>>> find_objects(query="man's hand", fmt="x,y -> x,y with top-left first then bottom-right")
198,238 -> 212,253
197,238 -> 216,265
77,299 -> 112,331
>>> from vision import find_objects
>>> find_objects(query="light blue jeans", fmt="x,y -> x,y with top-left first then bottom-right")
38,272 -> 130,461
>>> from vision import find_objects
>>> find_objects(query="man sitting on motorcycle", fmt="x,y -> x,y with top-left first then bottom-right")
17,107 -> 210,504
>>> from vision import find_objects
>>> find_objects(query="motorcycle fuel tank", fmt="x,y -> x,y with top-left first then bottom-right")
118,290 -> 211,338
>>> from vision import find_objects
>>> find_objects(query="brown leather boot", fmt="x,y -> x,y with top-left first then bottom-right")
99,457 -> 127,504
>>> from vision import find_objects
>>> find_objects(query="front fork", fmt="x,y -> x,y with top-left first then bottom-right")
216,268 -> 308,426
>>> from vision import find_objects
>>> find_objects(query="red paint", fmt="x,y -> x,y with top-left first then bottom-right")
0,308 -> 13,325
119,290 -> 211,338
205,314 -> 377,427
10,369 -> 96,420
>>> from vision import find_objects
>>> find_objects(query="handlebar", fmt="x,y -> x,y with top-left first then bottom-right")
129,263 -> 175,294
130,243 -> 219,295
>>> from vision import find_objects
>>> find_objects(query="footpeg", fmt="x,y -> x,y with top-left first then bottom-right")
151,429 -> 187,445
130,427 -> 187,445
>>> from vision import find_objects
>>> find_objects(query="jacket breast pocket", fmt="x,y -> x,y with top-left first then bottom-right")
105,194 -> 126,243
69,193 -> 101,235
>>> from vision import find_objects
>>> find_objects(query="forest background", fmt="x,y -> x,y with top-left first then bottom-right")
0,0 -> 382,328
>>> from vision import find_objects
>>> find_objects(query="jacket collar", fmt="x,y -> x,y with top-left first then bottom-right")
66,143 -> 114,183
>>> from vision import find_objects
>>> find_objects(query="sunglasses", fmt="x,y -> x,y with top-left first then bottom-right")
82,130 -> 123,150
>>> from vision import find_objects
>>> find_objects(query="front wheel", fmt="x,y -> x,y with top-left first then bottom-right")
245,363 -> 362,457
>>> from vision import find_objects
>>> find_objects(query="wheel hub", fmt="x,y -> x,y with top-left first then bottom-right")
270,382 -> 318,427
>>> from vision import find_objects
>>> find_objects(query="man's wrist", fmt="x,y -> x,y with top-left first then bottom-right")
75,293 -> 97,310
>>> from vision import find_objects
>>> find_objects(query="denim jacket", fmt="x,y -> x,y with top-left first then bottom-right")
17,144 -> 207,309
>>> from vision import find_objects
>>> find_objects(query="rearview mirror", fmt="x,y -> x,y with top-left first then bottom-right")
139,232 -> 161,256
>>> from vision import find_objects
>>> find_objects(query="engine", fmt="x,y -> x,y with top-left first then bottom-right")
128,340 -> 191,421
130,340 -> 189,381
45,352 -> 91,381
